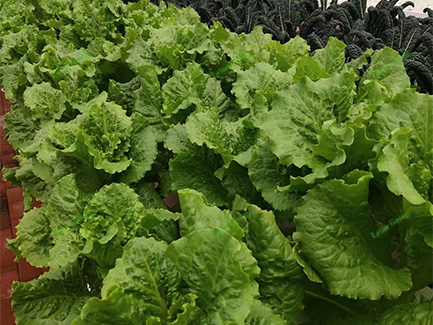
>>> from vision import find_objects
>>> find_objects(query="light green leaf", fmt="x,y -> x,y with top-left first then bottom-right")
7,208 -> 52,268
360,47 -> 411,98
376,129 -> 428,206
246,205 -> 304,322
162,62 -> 208,116
165,229 -> 260,324
248,140 -> 302,212
120,113 -> 158,184
102,237 -> 181,320
133,65 -> 164,125
23,82 -> 66,120
81,102 -> 132,174
314,37 -> 346,74
232,62 -> 292,110
267,35 -> 310,72
184,111 -> 255,164
80,183 -> 145,245
178,189 -> 244,239
44,174 -> 89,268
166,124 -> 228,206
255,68 -> 357,167
169,148 -> 228,207
4,106 -> 55,154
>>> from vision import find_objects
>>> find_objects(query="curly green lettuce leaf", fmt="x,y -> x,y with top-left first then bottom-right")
23,82 -> 66,120
80,183 -> 145,245
184,111 -> 256,164
232,62 -> 292,110
255,67 -> 357,168
369,89 -> 433,210
218,26 -> 274,73
81,101 -> 132,174
107,76 -> 141,115
293,173 -> 412,299
165,229 -> 260,324
374,128 -> 431,208
267,35 -> 310,72
4,105 -> 55,155
161,62 -> 227,119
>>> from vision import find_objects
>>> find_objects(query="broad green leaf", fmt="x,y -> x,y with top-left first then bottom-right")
23,82 -> 66,120
178,189 -> 244,239
246,205 -> 304,322
245,300 -> 286,325
405,228 -> 433,290
2,156 -> 54,206
103,237 -> 182,321
12,265 -> 92,325
378,302 -> 433,324
169,148 -> 228,207
162,62 -> 208,116
267,35 -> 310,72
165,229 -> 260,324
291,56 -> 329,83
360,47 -> 411,99
133,181 -> 166,209
248,140 -> 302,212
133,65 -> 164,125
7,208 -> 52,268
293,173 -> 412,299
201,77 -> 230,114
45,174 -> 89,268
166,124 -> 228,206
375,129 -> 429,206
120,113 -> 158,184
232,62 -> 292,110
4,105 -> 55,154
314,37 -> 346,74
255,68 -> 357,168
139,208 -> 180,243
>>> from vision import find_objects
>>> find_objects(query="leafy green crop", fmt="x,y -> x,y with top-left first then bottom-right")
0,0 -> 432,324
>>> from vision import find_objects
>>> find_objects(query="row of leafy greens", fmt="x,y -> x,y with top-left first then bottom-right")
0,0 -> 432,324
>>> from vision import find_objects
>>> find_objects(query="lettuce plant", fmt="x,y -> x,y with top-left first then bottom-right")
0,0 -> 432,324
